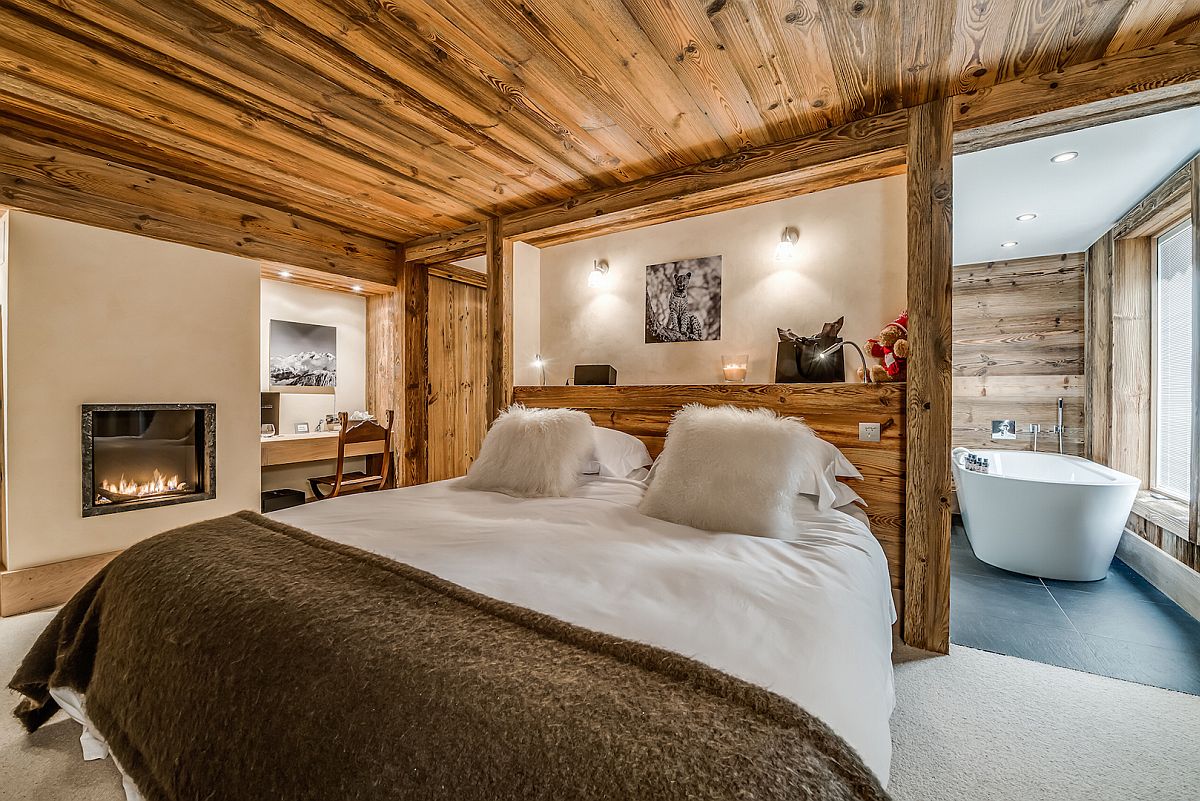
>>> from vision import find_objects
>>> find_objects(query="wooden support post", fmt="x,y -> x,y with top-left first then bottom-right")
904,99 -> 954,654
403,258 -> 430,486
365,248 -> 428,486
1085,232 -> 1114,464
1189,156 -> 1200,543
486,217 -> 513,421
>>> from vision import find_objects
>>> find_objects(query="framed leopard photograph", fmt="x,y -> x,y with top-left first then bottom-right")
644,255 -> 722,343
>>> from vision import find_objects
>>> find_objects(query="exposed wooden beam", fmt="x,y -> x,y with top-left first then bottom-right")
404,223 -> 487,265
953,35 -> 1200,152
486,217 -> 513,420
502,110 -> 909,245
365,289 -> 402,481
0,128 -> 397,284
259,263 -> 394,296
403,258 -> 430,486
1114,159 -> 1195,239
900,0 -> 954,107
904,98 -> 954,655
427,262 -> 487,289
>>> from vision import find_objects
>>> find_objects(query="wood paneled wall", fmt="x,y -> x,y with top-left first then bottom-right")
953,253 -> 1086,455
427,275 -> 488,482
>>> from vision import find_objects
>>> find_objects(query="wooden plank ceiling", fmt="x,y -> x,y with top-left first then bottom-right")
1,0 -> 1198,252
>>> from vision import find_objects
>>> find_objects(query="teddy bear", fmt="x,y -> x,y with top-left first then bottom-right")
858,311 -> 909,383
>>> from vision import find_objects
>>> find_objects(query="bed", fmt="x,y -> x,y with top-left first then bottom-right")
12,387 -> 903,801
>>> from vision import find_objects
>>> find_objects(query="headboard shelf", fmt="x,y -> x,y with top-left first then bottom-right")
513,383 -> 908,605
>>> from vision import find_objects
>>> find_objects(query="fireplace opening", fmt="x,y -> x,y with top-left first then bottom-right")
82,404 -> 216,517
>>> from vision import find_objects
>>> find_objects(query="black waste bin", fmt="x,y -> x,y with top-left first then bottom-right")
261,488 -> 306,513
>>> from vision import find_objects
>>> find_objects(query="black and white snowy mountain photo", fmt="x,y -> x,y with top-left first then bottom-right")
269,319 -> 337,388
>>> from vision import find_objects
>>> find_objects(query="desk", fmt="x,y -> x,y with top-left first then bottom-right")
261,432 -> 386,467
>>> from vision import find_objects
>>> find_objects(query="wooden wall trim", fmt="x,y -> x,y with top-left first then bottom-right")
0,128 -> 399,284
904,98 -> 954,655
1110,237 -> 1154,482
486,218 -> 513,420
0,550 -> 119,616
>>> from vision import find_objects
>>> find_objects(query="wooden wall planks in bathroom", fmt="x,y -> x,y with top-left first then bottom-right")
952,252 -> 1086,455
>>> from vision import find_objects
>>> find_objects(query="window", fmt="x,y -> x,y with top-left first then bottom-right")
1153,220 -> 1193,501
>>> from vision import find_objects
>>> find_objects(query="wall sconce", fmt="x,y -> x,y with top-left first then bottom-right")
531,354 -> 547,386
774,227 -> 800,261
587,259 -> 610,288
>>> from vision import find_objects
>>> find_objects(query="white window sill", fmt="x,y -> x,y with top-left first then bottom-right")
1132,491 -> 1190,541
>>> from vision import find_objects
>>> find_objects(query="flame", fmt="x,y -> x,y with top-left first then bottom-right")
98,468 -> 187,500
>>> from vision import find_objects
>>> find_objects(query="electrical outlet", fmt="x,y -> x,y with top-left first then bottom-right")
859,422 -> 881,442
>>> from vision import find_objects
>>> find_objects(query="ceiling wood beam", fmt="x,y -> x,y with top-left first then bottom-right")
404,224 -> 487,266
953,33 -> 1200,150
502,110 -> 910,245
0,128 -> 397,284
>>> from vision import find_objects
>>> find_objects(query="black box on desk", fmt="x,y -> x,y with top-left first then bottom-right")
574,364 -> 617,385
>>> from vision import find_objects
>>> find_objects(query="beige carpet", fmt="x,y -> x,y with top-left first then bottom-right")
2,611 -> 1198,801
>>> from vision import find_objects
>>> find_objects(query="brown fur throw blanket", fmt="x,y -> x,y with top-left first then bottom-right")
11,511 -> 889,801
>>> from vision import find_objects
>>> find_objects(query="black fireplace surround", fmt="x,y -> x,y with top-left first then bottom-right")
82,403 -> 216,517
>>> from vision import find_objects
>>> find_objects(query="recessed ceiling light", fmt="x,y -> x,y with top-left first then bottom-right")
1000,241 -> 1019,248
351,284 -> 363,293
1016,213 -> 1038,222
1050,151 -> 1079,163
278,270 -> 292,279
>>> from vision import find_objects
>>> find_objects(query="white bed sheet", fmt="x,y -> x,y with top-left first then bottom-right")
272,476 -> 897,785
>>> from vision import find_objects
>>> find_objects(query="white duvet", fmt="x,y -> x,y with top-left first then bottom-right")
56,475 -> 896,795
274,476 -> 897,785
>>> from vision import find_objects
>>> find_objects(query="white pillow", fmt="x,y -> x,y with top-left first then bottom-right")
587,427 -> 653,478
638,404 -> 819,539
462,405 -> 594,498
800,439 -> 866,510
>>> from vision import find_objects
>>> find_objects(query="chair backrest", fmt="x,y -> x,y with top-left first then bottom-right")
334,411 -> 394,488
338,411 -> 394,448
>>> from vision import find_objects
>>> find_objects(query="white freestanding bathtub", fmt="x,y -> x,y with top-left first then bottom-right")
952,449 -> 1140,581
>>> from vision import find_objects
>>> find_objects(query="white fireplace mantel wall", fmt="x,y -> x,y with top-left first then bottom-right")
1,212 -> 261,571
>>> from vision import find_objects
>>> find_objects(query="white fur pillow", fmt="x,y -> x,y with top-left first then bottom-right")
638,404 -> 819,539
462,405 -> 594,497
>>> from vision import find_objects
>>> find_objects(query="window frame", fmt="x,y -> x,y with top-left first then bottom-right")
1149,217 -> 1193,503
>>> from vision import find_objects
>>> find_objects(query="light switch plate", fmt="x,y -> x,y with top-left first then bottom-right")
859,422 -> 881,442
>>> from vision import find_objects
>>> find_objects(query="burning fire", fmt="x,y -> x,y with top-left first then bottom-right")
97,469 -> 188,503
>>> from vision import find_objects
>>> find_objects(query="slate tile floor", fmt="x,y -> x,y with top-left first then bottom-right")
950,522 -> 1200,695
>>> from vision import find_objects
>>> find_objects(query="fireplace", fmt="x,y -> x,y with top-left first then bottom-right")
82,404 -> 216,517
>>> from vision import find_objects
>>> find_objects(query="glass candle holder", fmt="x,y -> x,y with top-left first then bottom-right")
721,354 -> 749,383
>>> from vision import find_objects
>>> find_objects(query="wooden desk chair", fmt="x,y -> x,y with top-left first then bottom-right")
307,411 -> 394,500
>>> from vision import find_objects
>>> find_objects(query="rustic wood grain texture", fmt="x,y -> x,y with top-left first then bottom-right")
427,262 -> 488,289
486,218 -> 513,421
953,253 -> 1086,455
904,98 -> 954,655
1085,232 -> 1115,463
0,128 -> 397,284
1110,237 -> 1154,482
260,435 -> 385,468
403,259 -> 430,486
513,383 -> 907,591
260,264 -> 394,297
427,276 -> 489,482
404,224 -> 487,266
365,271 -> 403,484
1114,160 -> 1194,238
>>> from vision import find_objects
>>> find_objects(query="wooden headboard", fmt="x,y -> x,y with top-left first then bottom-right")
512,383 -> 907,617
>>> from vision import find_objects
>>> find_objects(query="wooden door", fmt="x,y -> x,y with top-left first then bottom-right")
426,275 -> 488,481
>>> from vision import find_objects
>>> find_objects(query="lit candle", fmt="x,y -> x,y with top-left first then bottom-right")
722,354 -> 749,383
